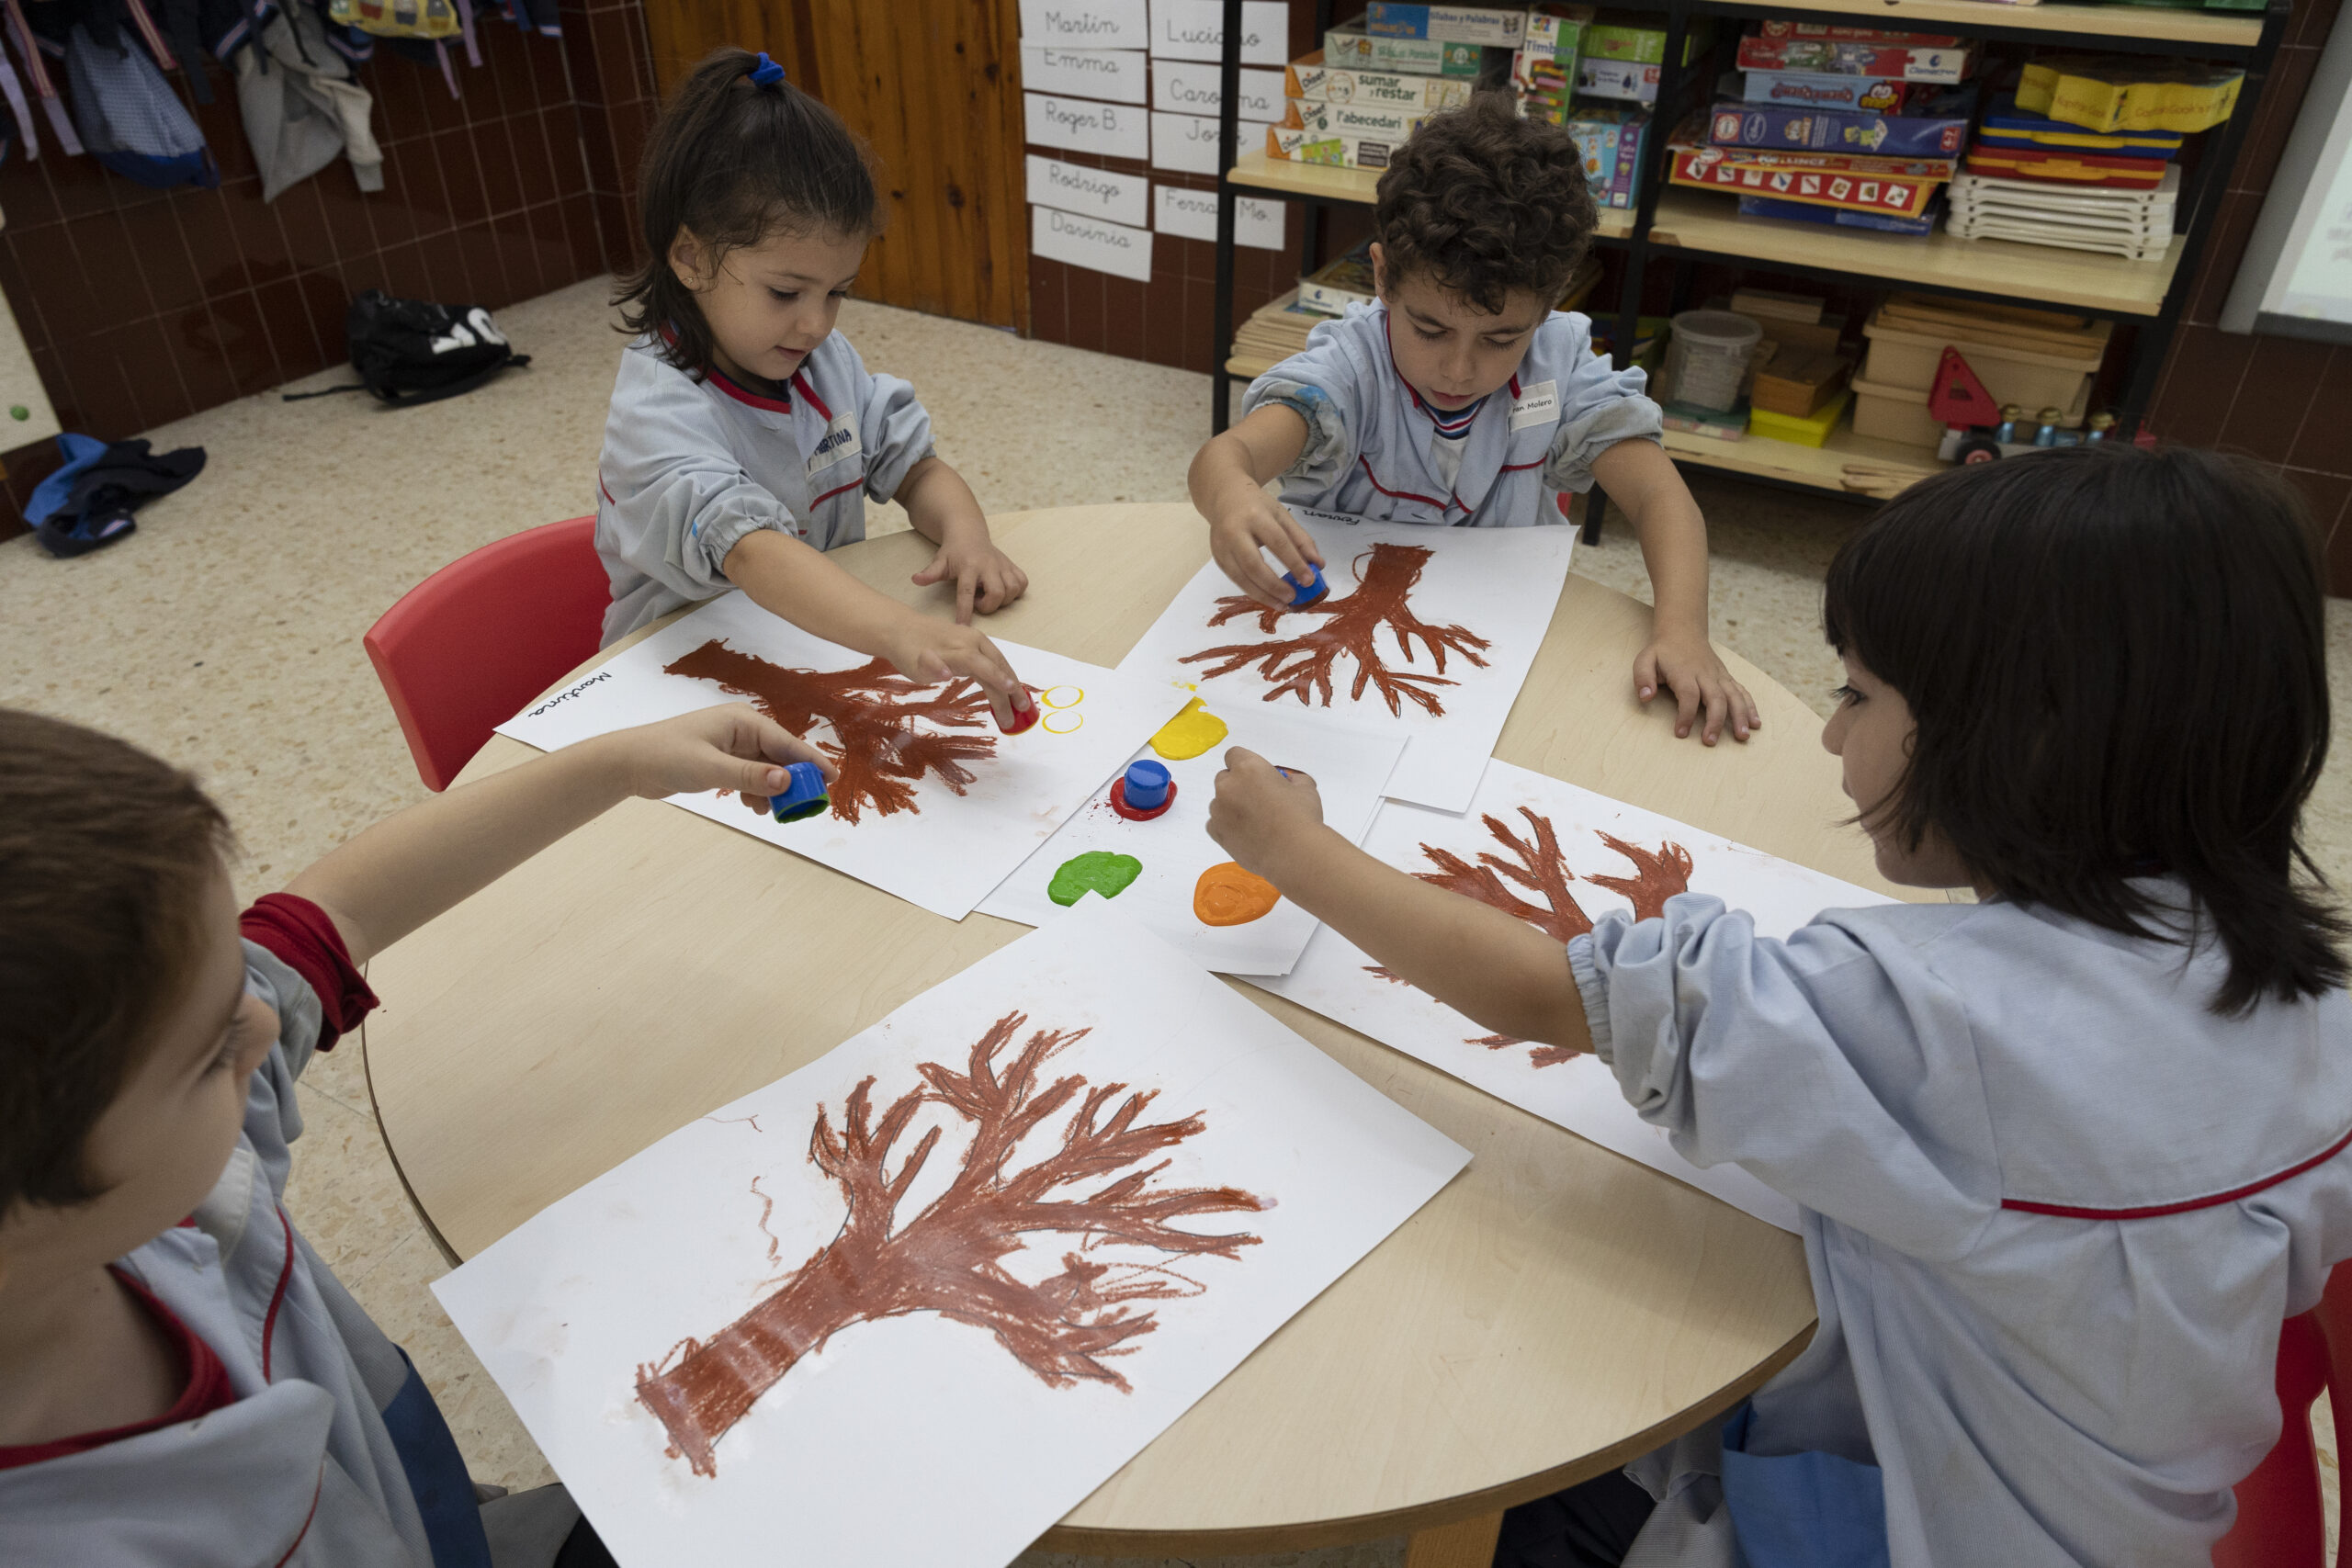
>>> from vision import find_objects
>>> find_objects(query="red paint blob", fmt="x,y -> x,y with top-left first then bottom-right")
1109,775 -> 1176,821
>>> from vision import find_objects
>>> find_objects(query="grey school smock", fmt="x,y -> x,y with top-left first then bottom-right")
594,333 -> 936,645
1242,300 -> 1662,527
1567,890 -> 2352,1567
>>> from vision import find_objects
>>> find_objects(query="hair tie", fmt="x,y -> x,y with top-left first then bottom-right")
748,52 -> 786,88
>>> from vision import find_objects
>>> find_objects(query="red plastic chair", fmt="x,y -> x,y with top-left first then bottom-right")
2215,1262 -> 2352,1566
364,516 -> 610,792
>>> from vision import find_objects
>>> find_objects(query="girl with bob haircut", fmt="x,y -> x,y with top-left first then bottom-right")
1200,444 -> 2352,1566
594,48 -> 1032,728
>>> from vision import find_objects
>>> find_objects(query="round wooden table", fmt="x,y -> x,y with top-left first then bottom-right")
366,503 -> 1904,1566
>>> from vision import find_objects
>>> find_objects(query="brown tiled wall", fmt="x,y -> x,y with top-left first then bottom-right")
0,0 -> 660,536
2148,0 -> 2352,591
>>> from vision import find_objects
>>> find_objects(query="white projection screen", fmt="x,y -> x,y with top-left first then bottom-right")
2223,18 -> 2352,344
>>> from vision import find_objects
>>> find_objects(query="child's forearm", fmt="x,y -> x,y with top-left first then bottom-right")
1262,828 -> 1594,1052
286,735 -> 640,965
1591,440 -> 1711,639
723,527 -> 924,660
897,457 -> 988,547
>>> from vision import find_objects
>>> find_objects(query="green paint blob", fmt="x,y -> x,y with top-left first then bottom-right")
1048,851 -> 1143,907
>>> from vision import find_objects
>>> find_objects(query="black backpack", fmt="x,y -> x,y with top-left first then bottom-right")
285,290 -> 531,407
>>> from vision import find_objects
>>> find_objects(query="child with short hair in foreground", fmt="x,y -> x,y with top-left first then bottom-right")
1205,446 -> 2352,1566
599,47 -> 1032,728
0,704 -> 831,1564
1189,93 -> 1758,746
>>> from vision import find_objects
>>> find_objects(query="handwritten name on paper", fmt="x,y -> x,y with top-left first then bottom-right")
1019,42 -> 1147,103
1032,205 -> 1156,283
1023,92 -> 1150,160
1150,110 -> 1225,175
1148,0 -> 1287,64
524,670 -> 612,718
1149,60 -> 1283,122
1154,185 -> 1286,249
1019,0 -> 1146,49
1028,154 -> 1149,227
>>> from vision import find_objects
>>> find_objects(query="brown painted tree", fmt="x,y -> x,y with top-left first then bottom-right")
1368,814 -> 1692,1068
634,1010 -> 1268,1477
664,638 -> 996,823
1182,543 -> 1492,716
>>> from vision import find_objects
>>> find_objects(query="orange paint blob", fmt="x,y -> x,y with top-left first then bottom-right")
1193,862 -> 1281,926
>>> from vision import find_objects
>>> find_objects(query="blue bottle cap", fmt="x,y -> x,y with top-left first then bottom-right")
1122,759 -> 1172,812
770,760 -> 830,824
1283,562 -> 1328,606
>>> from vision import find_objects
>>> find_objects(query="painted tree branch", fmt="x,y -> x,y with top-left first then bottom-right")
1367,816 -> 1691,1069
634,1011 -> 1267,1477
1181,543 -> 1492,716
664,639 -> 996,823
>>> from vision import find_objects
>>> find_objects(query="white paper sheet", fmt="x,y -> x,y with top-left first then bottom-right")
1156,184 -> 1285,248
492,594 -> 1178,920
1033,203 -> 1157,282
1031,153 -> 1151,226
1020,0 -> 1147,50
977,698 -> 1404,976
1256,761 -> 1897,1233
1116,508 -> 1575,813
434,906 -> 1470,1568
1150,108 -> 1224,174
1021,42 -> 1148,104
1148,0 -> 1286,63
1024,90 -> 1150,160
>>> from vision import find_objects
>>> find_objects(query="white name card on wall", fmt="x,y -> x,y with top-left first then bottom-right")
1029,154 -> 1150,227
1033,204 -> 1156,282
1148,0 -> 1286,64
1020,43 -> 1147,103
1151,110 -> 1225,175
1024,93 -> 1150,160
1151,60 -> 1283,122
1019,0 -> 1147,50
1155,185 -> 1286,249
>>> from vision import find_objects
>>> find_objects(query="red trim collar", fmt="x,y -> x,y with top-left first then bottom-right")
1357,455 -> 1465,513
707,365 -> 793,413
2003,1124 -> 2352,1220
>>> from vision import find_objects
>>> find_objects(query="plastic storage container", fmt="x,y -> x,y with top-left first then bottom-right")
1663,310 -> 1763,413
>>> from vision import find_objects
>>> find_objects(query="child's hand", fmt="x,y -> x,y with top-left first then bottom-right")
888,617 -> 1033,729
911,527 -> 1030,625
606,705 -> 838,812
1635,630 -> 1762,746
1205,747 -> 1326,876
1208,493 -> 1325,612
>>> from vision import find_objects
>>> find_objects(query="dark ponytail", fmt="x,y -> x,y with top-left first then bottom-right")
1822,444 -> 2346,1015
615,47 -> 878,378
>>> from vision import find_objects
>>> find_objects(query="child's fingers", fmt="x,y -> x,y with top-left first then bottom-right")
955,560 -> 979,626
910,548 -> 949,588
1700,682 -> 1728,747
1673,678 -> 1701,739
1277,506 -> 1324,569
1257,523 -> 1317,597
1215,536 -> 1293,610
1632,649 -> 1661,705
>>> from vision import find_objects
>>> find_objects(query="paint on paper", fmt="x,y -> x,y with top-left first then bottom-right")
1049,851 -> 1143,905
1182,543 -> 1492,717
632,1010 -> 1268,1476
663,640 -> 995,824
1150,695 -> 1229,760
1193,862 -> 1280,927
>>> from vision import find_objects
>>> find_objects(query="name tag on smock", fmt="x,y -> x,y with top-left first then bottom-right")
806,413 -> 863,478
1509,380 -> 1560,431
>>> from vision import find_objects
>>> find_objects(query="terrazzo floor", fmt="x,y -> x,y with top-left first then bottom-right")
2,275 -> 2341,1564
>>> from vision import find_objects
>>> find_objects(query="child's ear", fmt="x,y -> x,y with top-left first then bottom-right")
669,228 -> 712,292
1369,242 -> 1386,297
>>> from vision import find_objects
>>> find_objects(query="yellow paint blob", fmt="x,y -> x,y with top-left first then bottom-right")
1151,696 -> 1229,761
1193,862 -> 1281,927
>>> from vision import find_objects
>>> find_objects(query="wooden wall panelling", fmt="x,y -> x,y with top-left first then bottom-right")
639,0 -> 816,98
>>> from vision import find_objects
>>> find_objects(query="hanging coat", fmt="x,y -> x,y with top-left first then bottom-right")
232,0 -> 381,200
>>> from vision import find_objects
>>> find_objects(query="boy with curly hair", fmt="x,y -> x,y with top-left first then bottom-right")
1189,93 -> 1758,745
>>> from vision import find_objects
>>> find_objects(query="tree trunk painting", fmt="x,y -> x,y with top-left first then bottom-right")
1368,812 -> 1693,1068
1180,544 -> 1492,717
634,1010 -> 1269,1477
663,639 -> 997,823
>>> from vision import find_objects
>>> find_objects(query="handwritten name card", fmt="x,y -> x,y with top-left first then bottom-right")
1024,92 -> 1150,161
1148,0 -> 1287,64
1021,43 -> 1147,103
1028,154 -> 1150,227
1019,0 -> 1147,50
1150,59 -> 1283,122
1155,185 -> 1286,249
1032,205 -> 1156,282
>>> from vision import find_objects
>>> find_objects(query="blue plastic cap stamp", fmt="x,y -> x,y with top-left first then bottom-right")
1110,759 -> 1176,821
769,761 -> 830,824
748,51 -> 786,86
1283,561 -> 1328,607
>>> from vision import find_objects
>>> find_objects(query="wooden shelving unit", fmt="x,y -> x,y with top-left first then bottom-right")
1202,0 -> 2291,504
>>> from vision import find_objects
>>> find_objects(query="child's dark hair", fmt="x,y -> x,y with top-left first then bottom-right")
1373,92 -> 1599,315
0,709 -> 235,1215
616,47 -> 878,378
1823,445 -> 2344,1014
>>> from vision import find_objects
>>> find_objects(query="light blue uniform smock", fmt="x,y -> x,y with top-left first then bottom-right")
1568,890 -> 2352,1567
594,333 -> 936,645
1242,300 -> 1662,528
